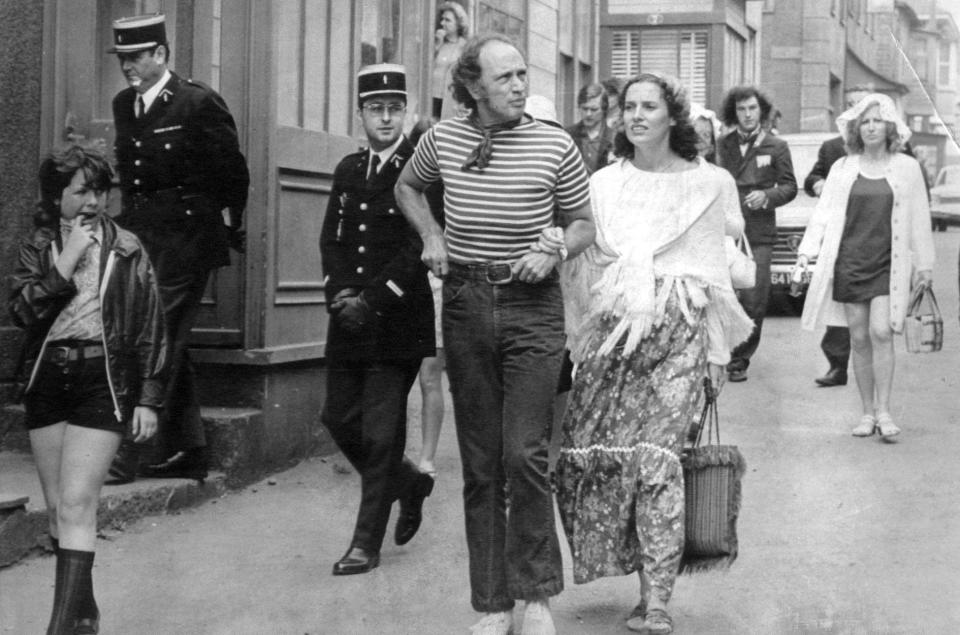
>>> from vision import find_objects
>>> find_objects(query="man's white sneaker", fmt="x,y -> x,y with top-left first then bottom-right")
522,599 -> 556,635
470,611 -> 513,635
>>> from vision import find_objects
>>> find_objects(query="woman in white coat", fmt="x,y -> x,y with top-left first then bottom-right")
795,93 -> 934,440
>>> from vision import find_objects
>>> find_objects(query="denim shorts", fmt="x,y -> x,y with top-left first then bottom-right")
23,357 -> 123,434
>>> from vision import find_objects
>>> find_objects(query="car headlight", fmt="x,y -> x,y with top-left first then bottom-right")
931,193 -> 941,207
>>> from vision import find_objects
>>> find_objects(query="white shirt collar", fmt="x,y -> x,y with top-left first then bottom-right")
369,136 -> 405,175
138,69 -> 173,115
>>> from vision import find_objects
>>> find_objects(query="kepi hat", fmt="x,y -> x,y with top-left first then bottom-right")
109,14 -> 167,54
357,64 -> 407,101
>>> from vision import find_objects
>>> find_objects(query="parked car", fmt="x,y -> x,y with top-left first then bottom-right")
768,132 -> 837,312
930,164 -> 960,231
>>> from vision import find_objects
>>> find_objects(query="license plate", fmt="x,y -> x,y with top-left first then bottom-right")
771,271 -> 812,285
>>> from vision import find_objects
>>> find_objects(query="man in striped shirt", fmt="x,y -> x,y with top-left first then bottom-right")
396,34 -> 594,635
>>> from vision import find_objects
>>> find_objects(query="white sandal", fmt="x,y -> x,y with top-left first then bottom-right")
851,415 -> 877,437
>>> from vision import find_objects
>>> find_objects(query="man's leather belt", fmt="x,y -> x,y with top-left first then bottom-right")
42,342 -> 106,365
448,262 -> 515,285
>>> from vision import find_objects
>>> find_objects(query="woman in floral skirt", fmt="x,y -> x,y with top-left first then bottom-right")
554,74 -> 752,634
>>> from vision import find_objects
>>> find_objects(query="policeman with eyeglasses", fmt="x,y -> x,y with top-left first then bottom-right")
318,64 -> 436,576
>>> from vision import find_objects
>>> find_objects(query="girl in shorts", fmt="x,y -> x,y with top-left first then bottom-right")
9,145 -> 167,634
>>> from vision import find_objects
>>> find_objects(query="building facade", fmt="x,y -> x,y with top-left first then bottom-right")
0,0 -> 598,461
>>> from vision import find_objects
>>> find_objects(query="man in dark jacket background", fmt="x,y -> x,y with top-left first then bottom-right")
107,13 -> 250,482
717,85 -> 798,382
319,64 -> 436,576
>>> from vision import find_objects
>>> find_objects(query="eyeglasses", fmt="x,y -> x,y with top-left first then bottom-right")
361,103 -> 406,117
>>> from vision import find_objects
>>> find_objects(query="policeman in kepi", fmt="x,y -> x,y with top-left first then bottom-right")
106,13 -> 250,483
319,64 -> 436,575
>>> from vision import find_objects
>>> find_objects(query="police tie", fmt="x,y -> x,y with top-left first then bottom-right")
367,154 -> 380,183
136,96 -> 145,118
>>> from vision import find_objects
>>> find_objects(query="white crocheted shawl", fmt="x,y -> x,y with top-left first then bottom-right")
562,158 -> 754,362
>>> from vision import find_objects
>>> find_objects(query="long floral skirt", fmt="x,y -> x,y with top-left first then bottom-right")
555,293 -> 707,603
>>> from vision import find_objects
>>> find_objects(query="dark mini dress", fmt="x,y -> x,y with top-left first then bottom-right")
833,174 -> 893,303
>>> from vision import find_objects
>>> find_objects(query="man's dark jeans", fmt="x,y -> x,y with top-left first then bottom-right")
442,270 -> 565,613
730,244 -> 772,372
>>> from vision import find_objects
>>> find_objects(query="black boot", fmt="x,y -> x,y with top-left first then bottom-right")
75,551 -> 100,634
46,548 -> 93,635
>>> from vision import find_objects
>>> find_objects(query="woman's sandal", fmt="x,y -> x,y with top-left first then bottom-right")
851,415 -> 877,437
626,599 -> 647,622
876,413 -> 901,441
626,607 -> 672,634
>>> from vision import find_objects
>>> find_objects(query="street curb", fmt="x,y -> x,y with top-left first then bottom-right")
1,474 -> 228,568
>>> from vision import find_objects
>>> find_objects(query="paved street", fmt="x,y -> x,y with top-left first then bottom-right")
2,230 -> 959,635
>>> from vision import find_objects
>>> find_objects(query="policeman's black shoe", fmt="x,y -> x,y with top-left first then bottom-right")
727,368 -> 748,383
104,441 -> 140,485
394,472 -> 435,546
815,367 -> 848,387
140,448 -> 208,481
332,547 -> 380,576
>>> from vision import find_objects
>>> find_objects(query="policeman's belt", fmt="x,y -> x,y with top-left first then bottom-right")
123,186 -> 210,217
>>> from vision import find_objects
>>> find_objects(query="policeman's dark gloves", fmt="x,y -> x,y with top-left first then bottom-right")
227,227 -> 246,254
330,288 -> 375,333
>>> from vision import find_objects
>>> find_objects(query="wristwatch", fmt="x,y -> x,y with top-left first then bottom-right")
557,244 -> 568,262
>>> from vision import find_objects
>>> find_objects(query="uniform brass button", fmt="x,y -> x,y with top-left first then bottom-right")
388,208 -> 395,214
165,143 -> 172,150
359,224 -> 367,231
135,141 -> 142,147
134,160 -> 141,166
358,246 -> 366,254
360,203 -> 368,211
134,179 -> 141,185
339,209 -> 344,216
356,266 -> 364,274
186,210 -> 194,216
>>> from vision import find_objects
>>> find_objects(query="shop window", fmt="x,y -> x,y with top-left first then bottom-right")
360,0 -> 401,66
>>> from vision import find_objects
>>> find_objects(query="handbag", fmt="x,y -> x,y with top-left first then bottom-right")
904,284 -> 943,353
680,378 -> 746,573
725,233 -> 756,289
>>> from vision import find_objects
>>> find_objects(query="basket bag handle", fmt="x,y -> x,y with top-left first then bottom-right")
693,377 -> 720,447
906,284 -> 941,321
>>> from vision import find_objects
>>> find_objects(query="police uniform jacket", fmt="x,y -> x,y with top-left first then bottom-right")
319,138 -> 435,362
113,72 -> 250,275
717,130 -> 797,246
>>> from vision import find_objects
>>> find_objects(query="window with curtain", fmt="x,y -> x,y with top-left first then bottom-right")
609,29 -> 708,106
938,41 -> 953,87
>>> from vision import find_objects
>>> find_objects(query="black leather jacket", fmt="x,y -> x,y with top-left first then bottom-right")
8,216 -> 168,421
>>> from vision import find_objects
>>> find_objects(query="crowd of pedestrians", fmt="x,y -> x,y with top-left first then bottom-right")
7,13 -> 938,634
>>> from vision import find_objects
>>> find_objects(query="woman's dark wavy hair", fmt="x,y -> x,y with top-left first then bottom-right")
450,33 -> 522,112
35,144 -> 115,228
437,1 -> 470,39
719,85 -> 772,128
612,73 -> 699,161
